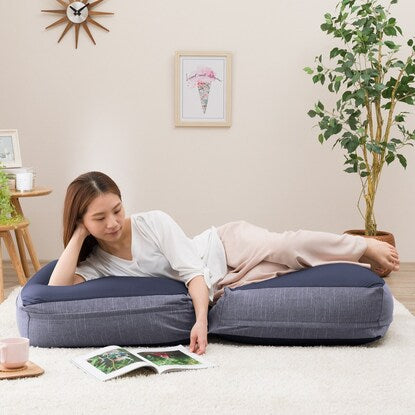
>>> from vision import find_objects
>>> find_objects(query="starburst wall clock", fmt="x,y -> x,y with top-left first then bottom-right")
41,0 -> 114,49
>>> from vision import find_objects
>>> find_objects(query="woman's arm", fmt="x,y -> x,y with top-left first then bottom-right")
48,224 -> 89,286
187,275 -> 209,354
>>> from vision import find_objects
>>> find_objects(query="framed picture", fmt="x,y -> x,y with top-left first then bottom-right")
175,51 -> 232,127
0,130 -> 22,168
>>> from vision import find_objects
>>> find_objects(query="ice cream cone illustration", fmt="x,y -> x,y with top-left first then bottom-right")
186,66 -> 221,114
197,81 -> 211,114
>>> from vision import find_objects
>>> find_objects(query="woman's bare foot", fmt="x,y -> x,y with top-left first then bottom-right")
359,238 -> 400,276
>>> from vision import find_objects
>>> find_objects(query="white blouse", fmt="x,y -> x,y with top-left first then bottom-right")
75,210 -> 228,303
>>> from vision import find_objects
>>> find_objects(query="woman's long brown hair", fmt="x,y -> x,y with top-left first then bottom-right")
63,171 -> 122,265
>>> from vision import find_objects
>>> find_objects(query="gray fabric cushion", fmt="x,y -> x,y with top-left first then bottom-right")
16,260 -> 196,348
16,293 -> 195,348
16,261 -> 394,348
208,263 -> 394,346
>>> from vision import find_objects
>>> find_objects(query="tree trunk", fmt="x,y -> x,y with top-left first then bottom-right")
364,176 -> 377,236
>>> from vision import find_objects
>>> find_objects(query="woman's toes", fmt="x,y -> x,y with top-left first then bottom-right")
362,238 -> 400,274
374,267 -> 387,276
390,248 -> 398,257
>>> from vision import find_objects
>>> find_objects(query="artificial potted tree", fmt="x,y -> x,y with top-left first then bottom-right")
304,0 -> 415,276
0,164 -> 23,226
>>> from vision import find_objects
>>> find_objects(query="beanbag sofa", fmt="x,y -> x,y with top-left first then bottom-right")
16,260 -> 393,348
208,263 -> 394,346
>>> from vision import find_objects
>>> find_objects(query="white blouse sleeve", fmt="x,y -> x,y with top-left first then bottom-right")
144,210 -> 210,289
75,256 -> 102,282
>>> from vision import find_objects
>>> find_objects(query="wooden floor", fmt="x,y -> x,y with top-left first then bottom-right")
1,261 -> 415,316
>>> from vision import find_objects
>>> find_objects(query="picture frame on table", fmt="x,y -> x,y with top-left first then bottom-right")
175,51 -> 232,127
0,130 -> 22,168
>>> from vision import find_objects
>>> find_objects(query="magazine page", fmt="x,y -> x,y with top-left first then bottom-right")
134,344 -> 216,374
71,345 -> 155,381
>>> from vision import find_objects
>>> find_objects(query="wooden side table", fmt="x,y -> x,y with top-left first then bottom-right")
0,220 -> 30,302
10,187 -> 52,280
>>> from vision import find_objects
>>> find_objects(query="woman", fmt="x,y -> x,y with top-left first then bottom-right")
49,171 -> 400,355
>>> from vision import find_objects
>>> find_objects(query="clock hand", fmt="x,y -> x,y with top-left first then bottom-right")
78,3 -> 90,13
69,6 -> 78,13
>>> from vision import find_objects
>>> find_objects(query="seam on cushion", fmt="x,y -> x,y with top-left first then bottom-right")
218,289 -> 228,323
22,292 -> 189,307
17,293 -> 31,339
217,319 -> 383,328
23,303 -> 194,319
231,282 -> 384,292
27,312 -> 31,341
377,284 -> 385,326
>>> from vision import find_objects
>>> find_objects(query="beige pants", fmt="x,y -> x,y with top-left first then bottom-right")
213,220 -> 369,302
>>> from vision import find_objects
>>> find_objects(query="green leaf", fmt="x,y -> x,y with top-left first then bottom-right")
308,110 -> 317,118
384,40 -> 398,50
407,39 -> 414,47
385,152 -> 395,164
317,101 -> 324,110
330,48 -> 339,59
393,60 -> 405,69
334,80 -> 341,92
405,63 -> 415,75
348,116 -> 358,131
384,26 -> 397,36
342,91 -> 352,101
397,154 -> 407,168
333,123 -> 342,134
355,88 -> 366,101
303,67 -> 314,74
318,134 -> 324,144
374,83 -> 386,92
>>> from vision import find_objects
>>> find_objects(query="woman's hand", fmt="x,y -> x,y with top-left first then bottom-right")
189,320 -> 208,355
48,220 -> 90,286
74,220 -> 90,240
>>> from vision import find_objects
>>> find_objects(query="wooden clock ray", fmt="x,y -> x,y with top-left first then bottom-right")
41,0 -> 114,49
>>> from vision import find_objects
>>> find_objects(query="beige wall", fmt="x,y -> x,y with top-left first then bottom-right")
1,0 -> 414,261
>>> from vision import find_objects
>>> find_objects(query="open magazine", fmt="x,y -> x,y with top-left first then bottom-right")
71,344 -> 216,381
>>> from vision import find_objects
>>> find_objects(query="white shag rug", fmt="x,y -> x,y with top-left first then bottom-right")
1,286 -> 415,415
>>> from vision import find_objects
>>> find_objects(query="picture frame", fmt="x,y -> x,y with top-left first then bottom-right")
0,130 -> 22,168
175,51 -> 232,127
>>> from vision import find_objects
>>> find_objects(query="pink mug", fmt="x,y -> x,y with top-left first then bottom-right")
0,337 -> 30,369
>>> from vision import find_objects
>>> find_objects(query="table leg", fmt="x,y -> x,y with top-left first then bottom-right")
3,231 -> 26,286
15,229 -> 31,279
22,227 -> 41,272
0,237 -> 4,303
11,198 -> 24,217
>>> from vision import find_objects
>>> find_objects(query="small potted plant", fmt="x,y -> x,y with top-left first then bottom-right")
304,0 -> 415,275
0,163 -> 24,226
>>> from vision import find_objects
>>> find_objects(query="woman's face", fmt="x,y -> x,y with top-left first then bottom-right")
82,192 -> 125,242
